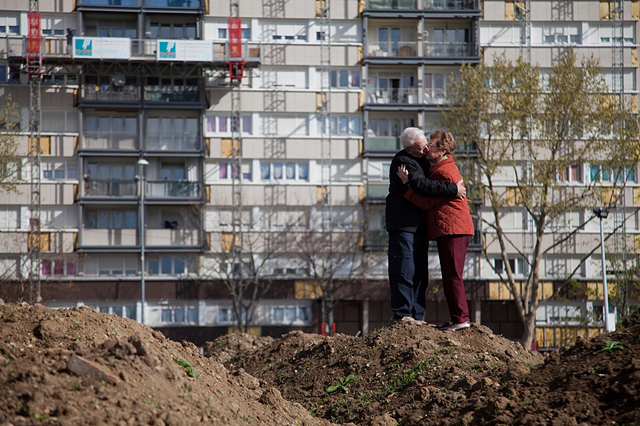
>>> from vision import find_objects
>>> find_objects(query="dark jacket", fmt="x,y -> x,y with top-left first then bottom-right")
385,150 -> 457,232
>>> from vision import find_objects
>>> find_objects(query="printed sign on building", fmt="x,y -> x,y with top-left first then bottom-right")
228,18 -> 242,58
73,37 -> 131,59
157,40 -> 213,62
27,12 -> 42,54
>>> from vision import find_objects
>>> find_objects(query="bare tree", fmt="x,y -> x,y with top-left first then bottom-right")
0,95 -> 22,194
291,208 -> 364,335
441,51 -> 640,350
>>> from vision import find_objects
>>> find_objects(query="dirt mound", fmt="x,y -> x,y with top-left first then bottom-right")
212,315 -> 640,425
220,321 -> 542,425
203,333 -> 275,365
0,302 -> 330,426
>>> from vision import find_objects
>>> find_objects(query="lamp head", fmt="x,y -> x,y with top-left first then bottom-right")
137,159 -> 149,166
593,208 -> 608,219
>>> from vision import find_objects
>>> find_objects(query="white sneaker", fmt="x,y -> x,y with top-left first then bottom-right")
438,321 -> 471,331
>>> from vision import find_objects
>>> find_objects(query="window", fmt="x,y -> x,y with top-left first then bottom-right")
85,210 -> 137,229
218,162 -> 251,180
206,115 -> 252,135
0,206 -> 20,229
559,164 -> 583,183
216,26 -> 251,40
272,303 -> 311,325
147,116 -> 199,150
42,160 -> 78,180
85,20 -> 136,38
330,69 -> 361,89
260,162 -> 309,181
41,15 -> 70,36
147,255 -> 194,276
90,305 -> 136,320
150,22 -> 196,39
367,118 -> 413,137
543,25 -> 581,45
320,116 -> 361,136
84,254 -> 138,276
265,22 -> 307,42
494,257 -> 528,275
424,73 -> 448,101
42,259 -> 77,277
160,305 -> 198,324
262,68 -> 308,89
590,164 -> 637,183
0,16 -> 20,35
42,74 -> 78,85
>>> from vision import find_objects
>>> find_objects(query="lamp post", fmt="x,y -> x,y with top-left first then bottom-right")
138,158 -> 149,324
593,207 -> 615,333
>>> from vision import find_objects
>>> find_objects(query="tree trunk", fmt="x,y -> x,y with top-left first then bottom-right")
521,312 -> 536,351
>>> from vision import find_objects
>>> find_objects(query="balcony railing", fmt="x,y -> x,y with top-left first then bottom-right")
76,0 -> 202,7
81,86 -> 140,102
365,0 -> 477,10
81,229 -> 138,247
85,179 -> 138,197
146,229 -> 200,246
364,230 -> 389,249
423,88 -> 449,104
146,180 -> 200,197
366,0 -> 418,9
365,137 -> 402,152
144,87 -> 200,103
366,183 -> 389,199
424,42 -> 477,58
368,41 -> 418,58
83,131 -> 138,150
146,134 -> 199,151
366,88 -> 419,104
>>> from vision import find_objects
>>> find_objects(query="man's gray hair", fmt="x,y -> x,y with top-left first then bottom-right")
400,127 -> 425,149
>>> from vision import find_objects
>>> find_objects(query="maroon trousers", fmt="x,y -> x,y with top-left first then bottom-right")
436,235 -> 471,324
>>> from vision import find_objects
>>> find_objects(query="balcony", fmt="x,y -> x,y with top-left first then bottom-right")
146,180 -> 200,198
424,42 -> 477,58
85,179 -> 138,197
423,88 -> 448,105
365,137 -> 402,153
146,229 -> 200,247
364,0 -> 478,10
144,87 -> 200,103
363,230 -> 388,250
146,134 -> 200,152
366,88 -> 419,105
365,183 -> 389,201
83,132 -> 139,150
368,41 -> 418,58
81,229 -> 138,247
81,85 -> 140,103
76,0 -> 202,7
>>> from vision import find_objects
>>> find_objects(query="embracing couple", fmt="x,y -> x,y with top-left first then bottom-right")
386,127 -> 474,331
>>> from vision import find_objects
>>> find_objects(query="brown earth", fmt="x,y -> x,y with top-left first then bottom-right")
2,300 -> 640,426
0,301 -> 330,426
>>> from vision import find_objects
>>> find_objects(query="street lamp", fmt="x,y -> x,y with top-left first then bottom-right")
138,158 -> 149,324
593,207 -> 615,333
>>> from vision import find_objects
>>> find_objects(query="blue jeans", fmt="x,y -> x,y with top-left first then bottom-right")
388,230 -> 428,320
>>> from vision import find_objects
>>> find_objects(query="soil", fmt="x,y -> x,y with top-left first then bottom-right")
2,301 -> 640,426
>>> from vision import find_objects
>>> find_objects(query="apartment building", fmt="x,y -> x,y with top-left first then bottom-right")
1,0 -> 637,348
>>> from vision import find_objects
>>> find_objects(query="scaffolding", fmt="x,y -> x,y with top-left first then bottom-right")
228,0 -> 244,289
516,0 -> 531,65
26,0 -> 42,303
317,0 -> 334,334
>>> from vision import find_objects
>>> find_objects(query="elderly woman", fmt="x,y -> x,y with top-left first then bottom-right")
397,130 -> 474,331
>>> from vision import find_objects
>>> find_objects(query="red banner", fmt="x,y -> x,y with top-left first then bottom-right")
228,18 -> 242,58
27,12 -> 42,54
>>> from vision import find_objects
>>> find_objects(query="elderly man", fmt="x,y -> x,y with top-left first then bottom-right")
386,127 -> 465,324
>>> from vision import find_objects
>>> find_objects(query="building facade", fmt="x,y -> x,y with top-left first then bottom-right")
1,0 -> 638,348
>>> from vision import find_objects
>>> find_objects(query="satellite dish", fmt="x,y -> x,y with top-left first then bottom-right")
112,74 -> 125,87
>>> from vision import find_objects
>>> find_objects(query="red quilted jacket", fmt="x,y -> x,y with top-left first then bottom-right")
404,156 -> 474,240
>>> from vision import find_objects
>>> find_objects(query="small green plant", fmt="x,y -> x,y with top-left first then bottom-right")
34,413 -> 49,422
104,359 -> 115,367
70,380 -> 82,391
593,340 -> 624,354
326,374 -> 355,393
173,358 -> 200,378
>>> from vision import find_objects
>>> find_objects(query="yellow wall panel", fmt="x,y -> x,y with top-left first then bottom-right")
221,232 -> 233,252
633,1 -> 639,19
505,1 -> 515,20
